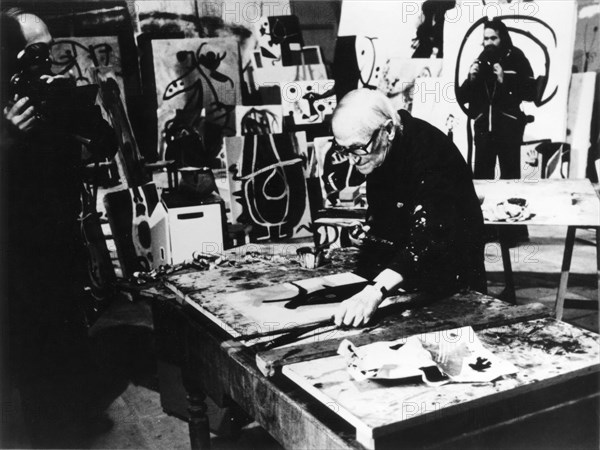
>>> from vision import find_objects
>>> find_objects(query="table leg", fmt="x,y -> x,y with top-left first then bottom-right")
554,226 -> 577,321
596,227 -> 599,310
499,236 -> 516,304
187,388 -> 211,450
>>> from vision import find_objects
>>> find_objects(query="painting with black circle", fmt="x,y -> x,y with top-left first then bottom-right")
224,132 -> 312,241
280,80 -> 336,126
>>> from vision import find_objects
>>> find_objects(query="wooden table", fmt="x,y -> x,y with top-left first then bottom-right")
474,178 -> 600,319
148,243 -> 600,449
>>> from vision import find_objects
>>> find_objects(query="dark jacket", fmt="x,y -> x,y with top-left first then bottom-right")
1,106 -> 116,317
359,110 -> 486,296
457,45 -> 536,136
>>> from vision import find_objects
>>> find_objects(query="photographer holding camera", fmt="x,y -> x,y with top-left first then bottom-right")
458,18 -> 536,181
1,8 -> 117,445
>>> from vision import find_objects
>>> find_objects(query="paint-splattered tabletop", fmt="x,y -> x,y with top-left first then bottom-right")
474,179 -> 600,226
283,318 -> 600,448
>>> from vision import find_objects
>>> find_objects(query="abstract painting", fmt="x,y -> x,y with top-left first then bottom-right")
379,58 -> 443,112
224,132 -> 312,241
280,80 -> 336,126
333,35 -> 388,99
104,183 -> 160,278
314,137 -> 366,208
254,15 -> 303,67
50,36 -> 125,104
152,37 -> 242,159
337,0 -> 453,59
235,105 -> 283,136
443,1 -> 577,144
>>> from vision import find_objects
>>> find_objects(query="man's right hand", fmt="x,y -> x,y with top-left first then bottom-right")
3,96 -> 38,133
468,62 -> 480,81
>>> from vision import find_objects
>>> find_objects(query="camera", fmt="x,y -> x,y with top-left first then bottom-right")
475,45 -> 501,82
9,42 -> 98,130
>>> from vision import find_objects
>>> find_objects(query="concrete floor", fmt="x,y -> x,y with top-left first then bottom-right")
3,226 -> 598,449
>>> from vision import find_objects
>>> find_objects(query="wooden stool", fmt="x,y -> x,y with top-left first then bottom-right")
554,226 -> 600,320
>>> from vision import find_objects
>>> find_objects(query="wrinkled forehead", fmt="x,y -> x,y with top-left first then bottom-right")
332,109 -> 376,145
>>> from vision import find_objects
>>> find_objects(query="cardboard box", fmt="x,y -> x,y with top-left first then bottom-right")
150,194 -> 225,268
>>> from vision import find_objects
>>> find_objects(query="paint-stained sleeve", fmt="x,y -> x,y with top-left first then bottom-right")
385,163 -> 464,296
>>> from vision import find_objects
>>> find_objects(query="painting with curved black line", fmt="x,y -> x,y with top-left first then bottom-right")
235,105 -> 283,136
442,1 -> 576,145
338,1 -> 447,60
280,80 -> 337,126
225,132 -> 312,241
255,15 -> 303,67
50,36 -> 126,108
104,183 -> 160,278
152,37 -> 241,160
314,137 -> 366,209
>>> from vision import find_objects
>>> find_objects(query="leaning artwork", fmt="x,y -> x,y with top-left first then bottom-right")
224,132 -> 312,241
152,37 -> 242,159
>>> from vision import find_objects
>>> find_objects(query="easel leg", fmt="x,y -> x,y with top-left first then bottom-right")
554,226 -> 577,321
188,389 -> 211,450
499,234 -> 516,304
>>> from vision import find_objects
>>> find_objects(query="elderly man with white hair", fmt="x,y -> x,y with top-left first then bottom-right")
331,89 -> 487,327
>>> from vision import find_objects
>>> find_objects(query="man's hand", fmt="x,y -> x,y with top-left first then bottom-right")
348,222 -> 369,247
3,96 -> 37,132
493,63 -> 504,83
334,285 -> 384,327
469,62 -> 480,81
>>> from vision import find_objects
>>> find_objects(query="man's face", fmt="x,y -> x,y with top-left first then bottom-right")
19,14 -> 52,47
483,28 -> 501,49
332,128 -> 389,175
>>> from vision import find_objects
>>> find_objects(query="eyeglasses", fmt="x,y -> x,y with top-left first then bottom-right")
331,129 -> 377,157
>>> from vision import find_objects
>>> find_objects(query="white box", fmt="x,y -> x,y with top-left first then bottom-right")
150,199 -> 224,268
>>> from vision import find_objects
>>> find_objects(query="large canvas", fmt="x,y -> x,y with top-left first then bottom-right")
250,46 -> 327,89
338,0 -> 454,59
152,37 -> 242,159
332,35 -> 443,110
51,36 -> 126,104
279,80 -> 336,126
224,132 -> 312,240
380,58 -> 444,112
443,1 -> 577,144
254,15 -> 303,67
412,76 -> 469,160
